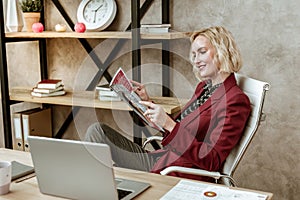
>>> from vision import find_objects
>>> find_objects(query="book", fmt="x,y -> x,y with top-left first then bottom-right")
96,84 -> 119,97
96,84 -> 111,91
98,95 -> 121,101
31,90 -> 66,97
140,24 -> 171,33
96,83 -> 121,101
32,85 -> 64,94
99,90 -> 119,97
36,79 -> 63,89
109,67 -> 164,132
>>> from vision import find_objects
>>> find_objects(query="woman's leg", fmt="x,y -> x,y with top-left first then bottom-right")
85,123 -> 156,172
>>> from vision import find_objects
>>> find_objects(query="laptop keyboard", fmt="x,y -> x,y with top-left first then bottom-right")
117,188 -> 132,199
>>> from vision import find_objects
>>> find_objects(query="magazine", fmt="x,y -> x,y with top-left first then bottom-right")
109,68 -> 164,132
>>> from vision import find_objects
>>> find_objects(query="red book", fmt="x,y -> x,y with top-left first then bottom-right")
37,79 -> 63,89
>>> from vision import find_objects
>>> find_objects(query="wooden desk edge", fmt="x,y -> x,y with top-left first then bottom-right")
0,149 -> 273,200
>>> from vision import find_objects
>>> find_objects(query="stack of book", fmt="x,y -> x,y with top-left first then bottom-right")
140,24 -> 171,33
96,84 -> 121,101
31,79 -> 66,97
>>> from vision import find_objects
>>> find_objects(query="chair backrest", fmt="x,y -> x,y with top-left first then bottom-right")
221,73 -> 270,178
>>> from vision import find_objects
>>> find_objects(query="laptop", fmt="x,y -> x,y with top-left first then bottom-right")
28,136 -> 150,200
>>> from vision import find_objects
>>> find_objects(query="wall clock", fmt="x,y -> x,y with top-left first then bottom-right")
77,0 -> 117,31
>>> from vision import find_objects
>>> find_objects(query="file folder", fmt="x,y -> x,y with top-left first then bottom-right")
10,102 -> 43,151
12,112 -> 24,151
21,108 -> 52,152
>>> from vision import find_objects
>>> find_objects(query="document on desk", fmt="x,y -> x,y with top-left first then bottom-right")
160,180 -> 268,200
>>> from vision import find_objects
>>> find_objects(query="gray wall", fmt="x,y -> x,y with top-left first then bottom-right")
1,0 -> 299,199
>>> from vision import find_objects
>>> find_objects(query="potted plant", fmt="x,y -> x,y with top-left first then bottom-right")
20,0 -> 43,32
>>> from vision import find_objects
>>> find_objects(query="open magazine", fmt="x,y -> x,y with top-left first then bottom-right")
109,68 -> 164,132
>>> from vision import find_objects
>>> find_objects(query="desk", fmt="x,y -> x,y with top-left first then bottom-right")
0,148 -> 273,200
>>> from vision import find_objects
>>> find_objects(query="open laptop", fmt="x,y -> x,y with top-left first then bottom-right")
28,136 -> 150,200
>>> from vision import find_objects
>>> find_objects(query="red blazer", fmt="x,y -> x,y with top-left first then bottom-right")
150,73 -> 251,181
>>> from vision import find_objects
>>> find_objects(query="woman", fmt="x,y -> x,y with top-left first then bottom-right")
85,26 -> 251,182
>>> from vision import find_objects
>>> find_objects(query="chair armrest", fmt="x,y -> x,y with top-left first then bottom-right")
160,166 -> 237,186
160,166 -> 222,180
142,136 -> 163,148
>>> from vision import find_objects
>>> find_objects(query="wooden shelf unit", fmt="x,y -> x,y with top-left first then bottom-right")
0,0 -> 189,148
5,31 -> 191,40
10,87 -> 187,115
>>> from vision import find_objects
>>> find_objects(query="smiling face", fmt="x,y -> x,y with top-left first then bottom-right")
190,35 -> 221,84
189,26 -> 242,84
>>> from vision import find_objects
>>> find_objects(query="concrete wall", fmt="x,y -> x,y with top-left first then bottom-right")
1,0 -> 299,199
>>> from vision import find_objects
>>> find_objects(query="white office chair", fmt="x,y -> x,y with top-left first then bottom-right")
143,73 -> 270,187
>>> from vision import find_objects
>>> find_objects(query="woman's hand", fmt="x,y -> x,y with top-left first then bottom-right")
131,80 -> 150,101
140,101 -> 176,132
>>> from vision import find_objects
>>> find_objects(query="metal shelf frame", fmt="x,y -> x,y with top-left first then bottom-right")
0,0 -> 170,149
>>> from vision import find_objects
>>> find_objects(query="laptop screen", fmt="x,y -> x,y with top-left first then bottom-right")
28,136 -> 150,200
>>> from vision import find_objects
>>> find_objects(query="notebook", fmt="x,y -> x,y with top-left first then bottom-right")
11,161 -> 35,181
28,136 -> 150,200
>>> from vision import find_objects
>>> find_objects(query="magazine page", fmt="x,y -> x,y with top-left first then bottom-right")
110,68 -> 164,132
109,68 -> 134,92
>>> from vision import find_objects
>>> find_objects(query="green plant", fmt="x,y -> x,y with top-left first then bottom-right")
20,0 -> 42,12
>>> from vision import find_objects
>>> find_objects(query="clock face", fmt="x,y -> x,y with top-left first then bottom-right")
77,0 -> 117,31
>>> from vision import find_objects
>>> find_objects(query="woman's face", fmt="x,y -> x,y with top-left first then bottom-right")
191,35 -> 220,82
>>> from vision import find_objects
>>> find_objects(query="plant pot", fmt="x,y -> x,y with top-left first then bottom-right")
23,12 -> 41,32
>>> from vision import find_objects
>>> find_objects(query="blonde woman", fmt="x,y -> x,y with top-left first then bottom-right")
85,26 -> 251,182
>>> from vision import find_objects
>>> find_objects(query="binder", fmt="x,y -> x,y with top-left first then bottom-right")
10,102 -> 43,151
12,112 -> 24,151
21,108 -> 52,152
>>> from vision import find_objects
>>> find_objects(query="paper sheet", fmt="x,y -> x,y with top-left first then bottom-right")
160,180 -> 268,200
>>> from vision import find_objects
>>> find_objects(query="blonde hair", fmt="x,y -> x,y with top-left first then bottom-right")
190,26 -> 242,74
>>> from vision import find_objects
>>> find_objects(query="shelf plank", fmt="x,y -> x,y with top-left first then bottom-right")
5,31 -> 192,40
10,87 -> 187,114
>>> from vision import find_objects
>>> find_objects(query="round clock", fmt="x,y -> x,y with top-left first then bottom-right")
77,0 -> 117,31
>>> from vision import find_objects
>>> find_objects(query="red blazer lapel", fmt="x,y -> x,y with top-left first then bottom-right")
176,74 -> 238,127
173,81 -> 206,120
198,73 -> 238,113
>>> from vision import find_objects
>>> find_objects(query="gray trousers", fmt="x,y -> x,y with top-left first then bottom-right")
85,123 -> 158,172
